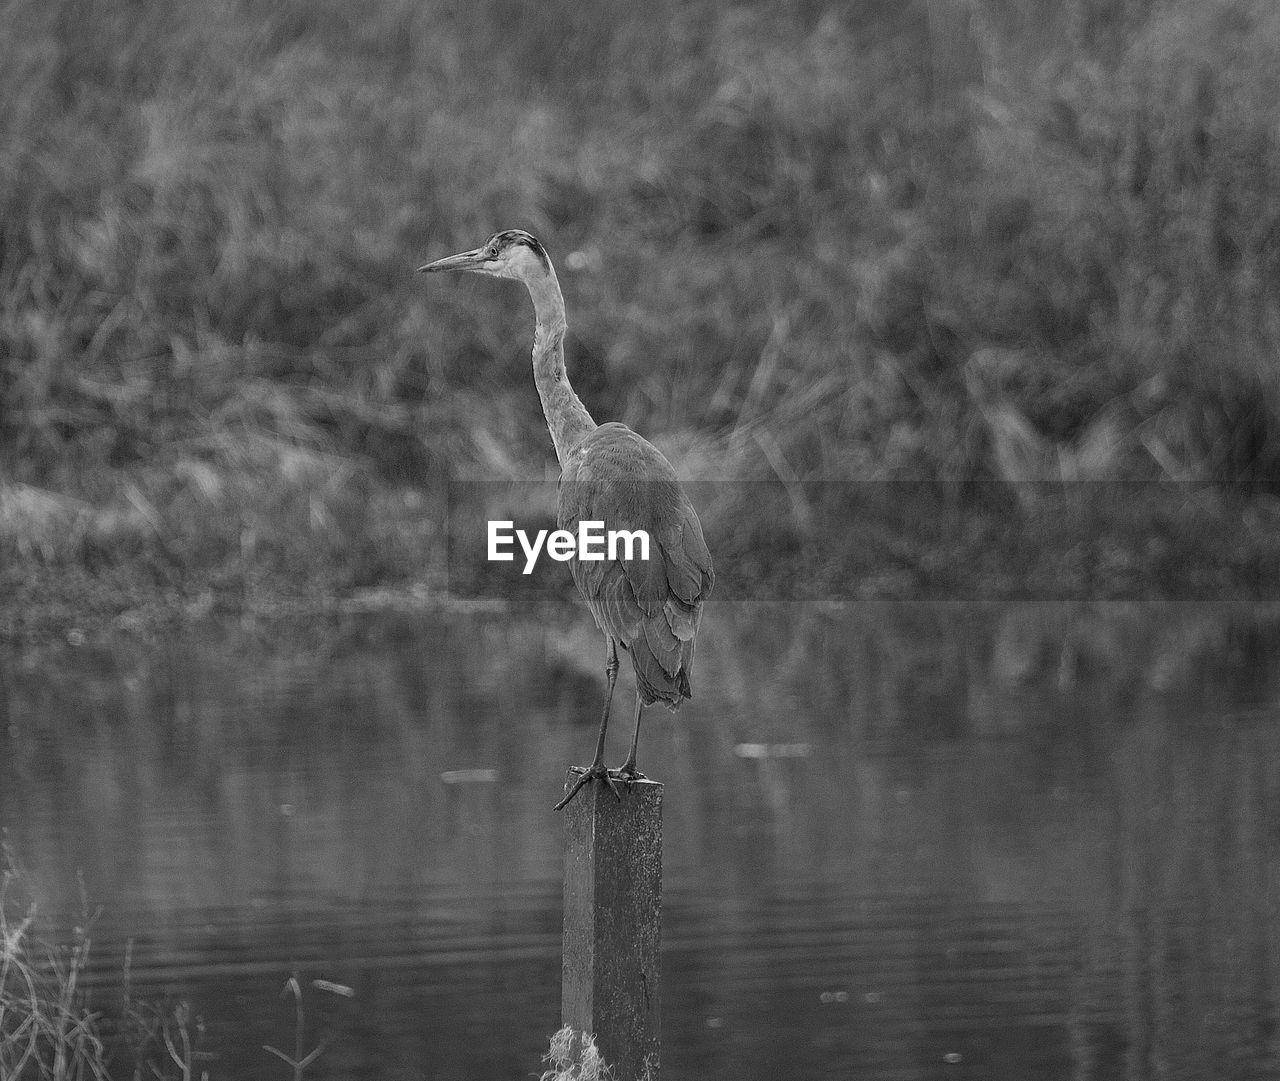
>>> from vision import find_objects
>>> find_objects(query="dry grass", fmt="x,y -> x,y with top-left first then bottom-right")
2,0 -> 1278,611
1,860 -> 114,1081
540,1026 -> 621,1081
0,851 -> 352,1081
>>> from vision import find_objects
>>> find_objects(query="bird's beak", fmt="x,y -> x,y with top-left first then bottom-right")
416,247 -> 488,274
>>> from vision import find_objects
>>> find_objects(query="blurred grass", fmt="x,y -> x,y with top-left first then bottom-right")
2,0 -> 1279,628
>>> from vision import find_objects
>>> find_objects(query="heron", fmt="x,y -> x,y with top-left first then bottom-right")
418,230 -> 714,810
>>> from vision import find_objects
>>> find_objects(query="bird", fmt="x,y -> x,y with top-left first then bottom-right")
418,230 -> 714,810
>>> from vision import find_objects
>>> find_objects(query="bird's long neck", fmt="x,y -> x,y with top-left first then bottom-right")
526,268 -> 596,464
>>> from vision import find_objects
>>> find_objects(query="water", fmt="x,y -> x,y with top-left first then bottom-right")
2,602 -> 1279,1080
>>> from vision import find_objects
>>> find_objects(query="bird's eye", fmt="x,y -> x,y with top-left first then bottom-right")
486,247 -> 498,259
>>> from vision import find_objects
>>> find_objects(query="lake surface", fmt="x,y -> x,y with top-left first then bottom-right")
2,602 -> 1279,1080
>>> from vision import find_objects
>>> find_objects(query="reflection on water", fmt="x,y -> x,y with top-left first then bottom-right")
2,602 -> 1279,1080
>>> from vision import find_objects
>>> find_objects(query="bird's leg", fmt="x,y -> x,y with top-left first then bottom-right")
554,639 -> 623,810
586,639 -> 619,769
611,690 -> 647,784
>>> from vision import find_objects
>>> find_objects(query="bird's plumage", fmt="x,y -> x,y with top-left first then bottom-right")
559,423 -> 714,706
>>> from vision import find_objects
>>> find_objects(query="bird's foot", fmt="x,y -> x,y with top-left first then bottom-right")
554,763 -> 623,811
608,763 -> 648,794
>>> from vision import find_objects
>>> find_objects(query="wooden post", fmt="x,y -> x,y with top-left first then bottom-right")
562,775 -> 662,1081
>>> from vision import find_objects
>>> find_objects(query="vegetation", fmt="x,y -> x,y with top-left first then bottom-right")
1,849 -> 353,1081
1,868 -> 110,1081
0,854 -> 205,1081
2,0 -> 1279,632
540,1026 -> 618,1081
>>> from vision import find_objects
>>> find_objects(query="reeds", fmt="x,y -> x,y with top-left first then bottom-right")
0,851 -> 353,1081
1,860 -> 113,1081
0,851 -> 214,1081
2,0 -> 1278,604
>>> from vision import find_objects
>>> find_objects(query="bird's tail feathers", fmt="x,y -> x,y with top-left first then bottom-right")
631,634 -> 695,708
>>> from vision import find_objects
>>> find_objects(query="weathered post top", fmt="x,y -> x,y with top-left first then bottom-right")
561,774 -> 663,1081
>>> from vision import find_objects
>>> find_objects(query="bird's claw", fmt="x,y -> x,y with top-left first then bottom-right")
554,763 -> 623,810
608,766 -> 647,786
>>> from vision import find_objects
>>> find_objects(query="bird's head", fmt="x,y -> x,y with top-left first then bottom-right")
417,229 -> 552,282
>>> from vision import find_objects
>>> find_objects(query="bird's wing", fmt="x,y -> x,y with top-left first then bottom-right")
654,493 -> 714,609
558,424 -> 714,704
